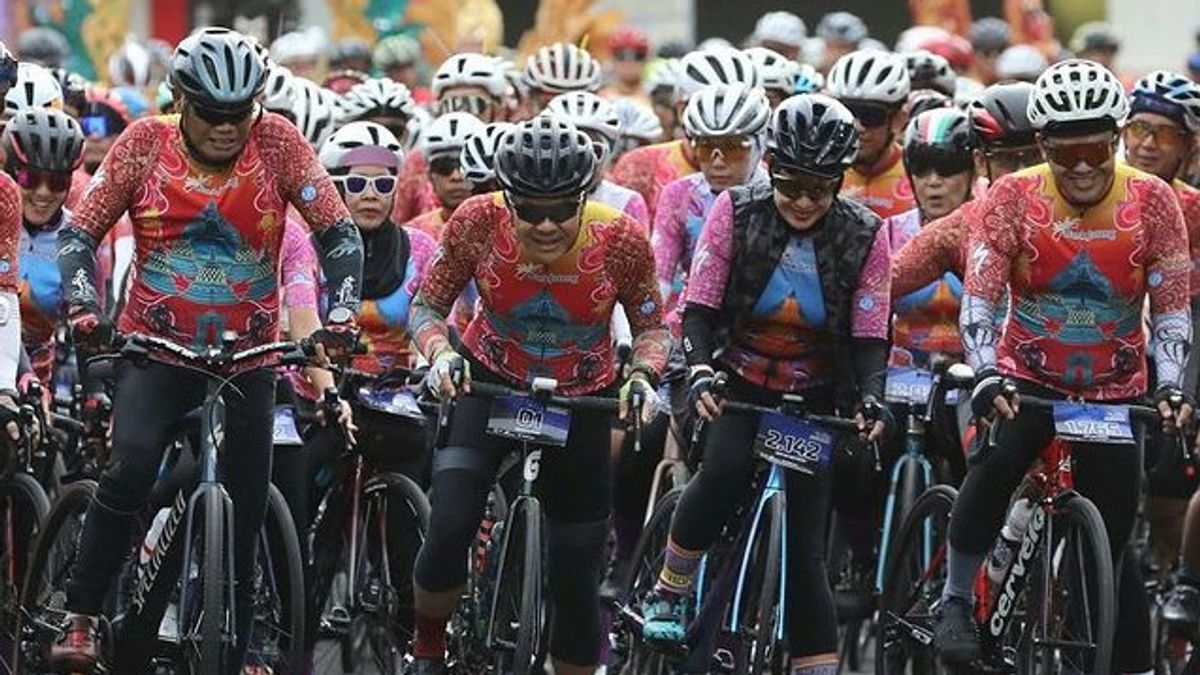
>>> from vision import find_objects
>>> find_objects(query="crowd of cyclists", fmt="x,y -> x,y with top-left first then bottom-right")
2,6 -> 1200,675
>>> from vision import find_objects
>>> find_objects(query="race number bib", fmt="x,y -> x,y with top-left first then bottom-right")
753,412 -> 836,475
1052,402 -> 1135,445
885,367 -> 934,405
272,406 -> 303,446
486,395 -> 571,447
356,386 -> 426,420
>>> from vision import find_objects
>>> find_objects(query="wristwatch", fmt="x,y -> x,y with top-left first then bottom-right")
327,307 -> 355,325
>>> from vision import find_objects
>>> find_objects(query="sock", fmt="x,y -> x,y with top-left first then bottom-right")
655,539 -> 702,596
790,660 -> 838,675
942,544 -> 986,604
412,612 -> 448,660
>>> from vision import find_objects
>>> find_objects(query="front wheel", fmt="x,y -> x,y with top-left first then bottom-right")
244,484 -> 305,673
489,498 -> 545,675
2,473 -> 51,674
742,495 -> 786,675
181,490 -> 231,675
616,486 -> 681,675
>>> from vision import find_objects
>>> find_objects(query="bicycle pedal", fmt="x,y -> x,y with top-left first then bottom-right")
359,579 -> 382,611
321,607 -> 352,636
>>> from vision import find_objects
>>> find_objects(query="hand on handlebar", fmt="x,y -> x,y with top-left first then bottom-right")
0,392 -> 20,443
318,388 -> 358,446
689,365 -> 724,421
66,304 -> 115,356
427,350 -> 470,400
971,368 -> 1019,422
1154,385 -> 1193,433
855,395 -> 887,443
619,372 -> 658,425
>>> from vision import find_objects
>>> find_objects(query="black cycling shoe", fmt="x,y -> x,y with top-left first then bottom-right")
406,657 -> 446,675
1164,583 -> 1200,629
934,596 -> 981,665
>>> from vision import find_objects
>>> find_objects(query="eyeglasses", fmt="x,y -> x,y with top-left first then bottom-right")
1042,137 -> 1116,169
336,174 -> 397,195
80,113 -> 126,138
844,102 -> 894,128
906,148 -> 974,178
191,102 -> 256,126
437,94 -> 493,117
1124,119 -> 1191,152
505,193 -> 584,223
984,145 -> 1043,173
771,172 -> 839,202
15,168 -> 73,192
429,154 -> 463,176
691,137 -> 753,164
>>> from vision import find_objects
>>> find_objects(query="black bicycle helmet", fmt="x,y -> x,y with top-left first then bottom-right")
170,28 -> 267,111
494,115 -> 596,198
970,17 -> 1011,54
969,81 -> 1036,148
903,107 -> 974,173
3,107 -> 85,172
768,94 -> 859,177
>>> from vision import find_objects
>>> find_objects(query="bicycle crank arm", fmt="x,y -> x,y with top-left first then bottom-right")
881,610 -> 934,645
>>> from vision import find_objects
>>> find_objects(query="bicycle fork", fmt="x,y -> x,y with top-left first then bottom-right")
875,447 -> 934,593
729,464 -> 787,641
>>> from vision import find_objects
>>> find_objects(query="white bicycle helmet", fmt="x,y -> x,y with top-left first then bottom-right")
643,58 -> 680,96
753,11 -> 807,49
269,29 -> 323,66
108,38 -> 152,88
523,42 -> 602,94
4,62 -> 64,117
744,47 -> 798,94
432,52 -> 509,99
319,121 -> 404,173
421,112 -> 486,158
995,44 -> 1047,82
460,122 -> 516,183
793,63 -> 824,94
683,83 -> 771,139
817,12 -> 869,46
290,78 -> 340,148
827,50 -> 910,104
340,77 -> 415,121
1027,58 -> 1128,131
676,48 -> 760,100
545,91 -> 621,144
613,98 -> 663,142
405,106 -> 432,152
905,50 -> 956,97
263,64 -> 294,113
1131,70 -> 1200,132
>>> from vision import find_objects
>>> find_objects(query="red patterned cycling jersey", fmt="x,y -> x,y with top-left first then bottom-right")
68,113 -> 351,362
0,173 -> 19,293
887,207 -> 963,365
413,193 -> 670,395
962,163 -> 1191,400
609,139 -> 698,225
392,148 -> 440,225
891,200 -> 978,298
1174,179 -> 1200,298
841,144 -> 916,220
64,168 -> 91,212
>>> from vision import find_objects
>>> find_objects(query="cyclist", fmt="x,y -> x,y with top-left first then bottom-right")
407,112 -> 486,240
329,37 -> 373,76
4,109 -> 84,390
459,121 -> 515,196
935,60 -> 1191,674
891,81 -> 1042,298
522,41 -> 602,113
827,50 -> 916,220
610,47 -> 760,223
289,76 -> 340,149
0,75 -> 19,443
745,46 -> 800,109
545,91 -> 650,224
339,76 -> 417,148
751,10 -> 807,62
50,28 -> 364,673
601,26 -> 652,108
816,11 -> 870,73
373,34 -> 431,105
3,62 -> 63,120
407,115 -> 668,675
969,17 -> 1011,86
611,97 -> 664,161
641,94 -> 890,675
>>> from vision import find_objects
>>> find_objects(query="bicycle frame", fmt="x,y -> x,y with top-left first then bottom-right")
727,462 -> 787,642
874,409 -> 936,594
485,438 -> 543,652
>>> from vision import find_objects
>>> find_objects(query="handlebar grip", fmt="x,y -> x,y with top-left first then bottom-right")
712,372 -> 729,397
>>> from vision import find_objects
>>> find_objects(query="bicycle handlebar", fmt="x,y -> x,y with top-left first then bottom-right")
708,372 -> 860,432
1011,393 -> 1162,424
92,333 -> 319,374
466,380 -> 621,413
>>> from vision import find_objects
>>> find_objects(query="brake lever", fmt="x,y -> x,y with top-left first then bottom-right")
630,383 -> 645,454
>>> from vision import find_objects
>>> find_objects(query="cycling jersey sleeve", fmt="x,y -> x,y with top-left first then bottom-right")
406,226 -> 439,285
891,208 -> 967,298
280,219 -> 320,312
1141,179 -> 1192,391
959,175 -> 1023,374
59,119 -> 162,309
682,190 -> 734,310
0,175 -> 18,294
626,192 -> 651,231
411,196 -> 495,360
651,178 -> 689,299
852,225 -> 891,339
0,292 -> 18,391
604,220 -> 670,381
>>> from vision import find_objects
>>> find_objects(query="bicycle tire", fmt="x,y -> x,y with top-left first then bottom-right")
489,498 -> 544,675
618,486 -> 681,675
187,491 -> 229,675
246,484 -> 305,673
876,484 -> 958,675
3,472 -> 51,674
339,471 -> 430,674
1018,493 -> 1114,675
745,494 -> 785,675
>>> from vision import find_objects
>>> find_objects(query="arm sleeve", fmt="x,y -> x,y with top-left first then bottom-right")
651,179 -> 688,300
0,177 -> 19,293
682,303 -> 721,367
0,292 -> 19,390
606,219 -> 670,382
851,225 -> 891,339
891,210 -> 965,298
682,191 -> 735,310
1142,180 -> 1193,390
410,197 -> 494,361
959,176 -> 1022,373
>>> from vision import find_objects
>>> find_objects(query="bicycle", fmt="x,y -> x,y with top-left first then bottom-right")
877,367 -> 1164,675
616,373 -> 859,675
17,332 -> 311,674
441,372 -> 633,675
302,369 -> 432,674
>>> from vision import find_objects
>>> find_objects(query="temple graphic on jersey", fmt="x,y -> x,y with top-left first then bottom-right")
1013,250 -> 1139,345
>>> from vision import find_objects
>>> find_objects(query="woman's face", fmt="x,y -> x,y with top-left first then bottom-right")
339,164 -> 396,231
693,136 -> 756,193
508,192 -> 584,264
16,167 -> 71,226
911,168 -> 972,220
771,169 -> 838,231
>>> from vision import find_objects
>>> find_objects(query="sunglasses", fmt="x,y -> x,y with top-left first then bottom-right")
437,95 -> 493,117
613,48 -> 646,62
771,172 -> 839,202
984,145 -> 1043,172
191,102 -> 256,126
429,154 -> 463,176
844,102 -> 894,128
80,114 -> 126,138
506,193 -> 584,224
1124,119 -> 1191,152
1042,137 -> 1115,169
906,148 -> 974,178
692,137 -> 753,164
15,168 -> 73,192
336,174 -> 397,195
